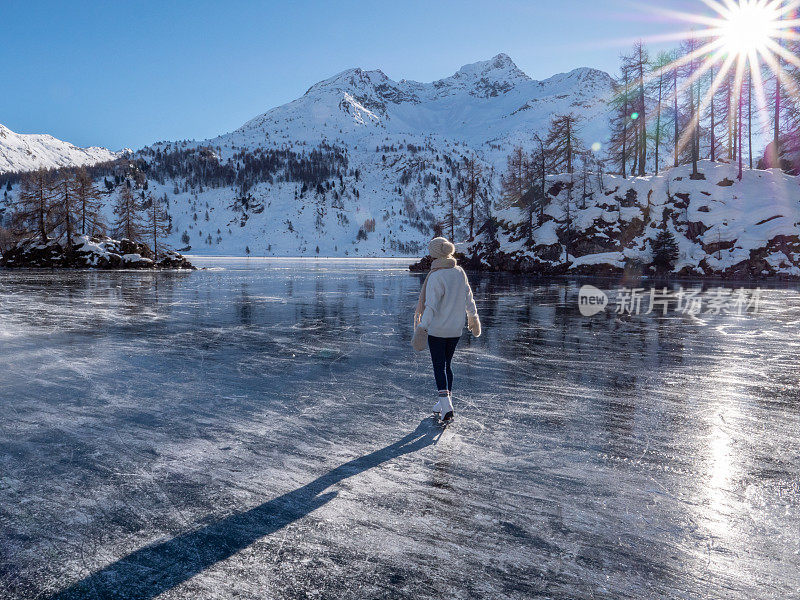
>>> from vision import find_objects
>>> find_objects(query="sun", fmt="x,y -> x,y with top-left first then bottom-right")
717,0 -> 783,56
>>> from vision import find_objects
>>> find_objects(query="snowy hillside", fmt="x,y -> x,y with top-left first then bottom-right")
0,124 -> 118,174
463,161 -> 800,279
129,54 -> 615,257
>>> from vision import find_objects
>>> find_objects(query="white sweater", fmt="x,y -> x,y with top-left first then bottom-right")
419,266 -> 478,338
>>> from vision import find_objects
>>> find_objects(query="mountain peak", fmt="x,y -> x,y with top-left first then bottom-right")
304,66 -> 391,97
453,53 -> 526,79
435,53 -> 529,98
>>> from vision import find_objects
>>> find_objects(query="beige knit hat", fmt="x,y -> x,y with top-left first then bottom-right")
428,237 -> 455,259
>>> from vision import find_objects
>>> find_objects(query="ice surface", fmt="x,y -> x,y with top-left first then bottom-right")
1,259 -> 799,599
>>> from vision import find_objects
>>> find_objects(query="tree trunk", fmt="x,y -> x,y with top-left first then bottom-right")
566,121 -> 572,174
774,39 -> 781,164
738,80 -> 744,181
38,202 -> 47,243
748,71 -> 753,170
727,83 -> 733,160
673,70 -> 679,168
691,80 -> 699,177
638,58 -> 646,176
710,66 -> 716,162
655,74 -> 662,175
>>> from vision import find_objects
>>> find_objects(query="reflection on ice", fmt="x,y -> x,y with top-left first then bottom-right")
0,259 -> 799,599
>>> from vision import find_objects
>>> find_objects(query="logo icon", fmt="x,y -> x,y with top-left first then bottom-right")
578,285 -> 608,316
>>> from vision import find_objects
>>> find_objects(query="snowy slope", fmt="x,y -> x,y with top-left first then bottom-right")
0,123 -> 118,174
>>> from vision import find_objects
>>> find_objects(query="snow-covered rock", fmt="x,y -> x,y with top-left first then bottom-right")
0,123 -> 118,174
454,161 -> 800,279
0,236 -> 195,270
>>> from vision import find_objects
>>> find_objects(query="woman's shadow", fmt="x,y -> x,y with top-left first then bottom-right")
49,417 -> 443,600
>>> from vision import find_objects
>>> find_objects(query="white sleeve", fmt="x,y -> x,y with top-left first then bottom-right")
464,270 -> 478,317
419,274 -> 444,330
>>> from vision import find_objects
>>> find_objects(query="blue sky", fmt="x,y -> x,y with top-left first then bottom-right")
1,0 -> 700,150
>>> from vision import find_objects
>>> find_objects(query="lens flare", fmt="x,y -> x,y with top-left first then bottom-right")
717,0 -> 782,55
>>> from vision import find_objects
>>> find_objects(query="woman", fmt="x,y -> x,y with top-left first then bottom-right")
413,237 -> 481,422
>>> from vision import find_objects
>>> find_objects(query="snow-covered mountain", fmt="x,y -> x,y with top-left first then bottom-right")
129,54 -> 616,256
0,123 -> 118,174
226,53 -> 613,152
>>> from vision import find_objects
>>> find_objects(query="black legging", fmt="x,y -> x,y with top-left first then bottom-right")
427,335 -> 460,392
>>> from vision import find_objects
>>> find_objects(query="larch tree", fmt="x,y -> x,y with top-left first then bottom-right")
545,113 -> 581,174
499,146 -> 527,208
460,155 -> 483,241
708,64 -> 716,162
650,51 -> 674,175
748,68 -> 754,169
13,169 -> 57,242
445,188 -> 456,240
679,35 -> 703,177
738,60 -> 745,180
608,56 -> 635,178
73,167 -> 106,236
631,41 -> 649,175
782,40 -> 800,169
528,134 -> 548,226
501,143 -> 545,242
53,171 -> 81,246
773,36 -> 782,166
673,57 -> 680,168
144,191 -> 170,259
711,68 -> 735,162
113,181 -> 143,241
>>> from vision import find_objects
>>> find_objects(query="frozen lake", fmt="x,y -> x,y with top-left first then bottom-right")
1,258 -> 799,599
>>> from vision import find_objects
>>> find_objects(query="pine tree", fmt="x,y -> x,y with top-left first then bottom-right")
144,191 -> 170,259
651,229 -> 679,274
113,181 -> 143,241
12,169 -> 57,242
